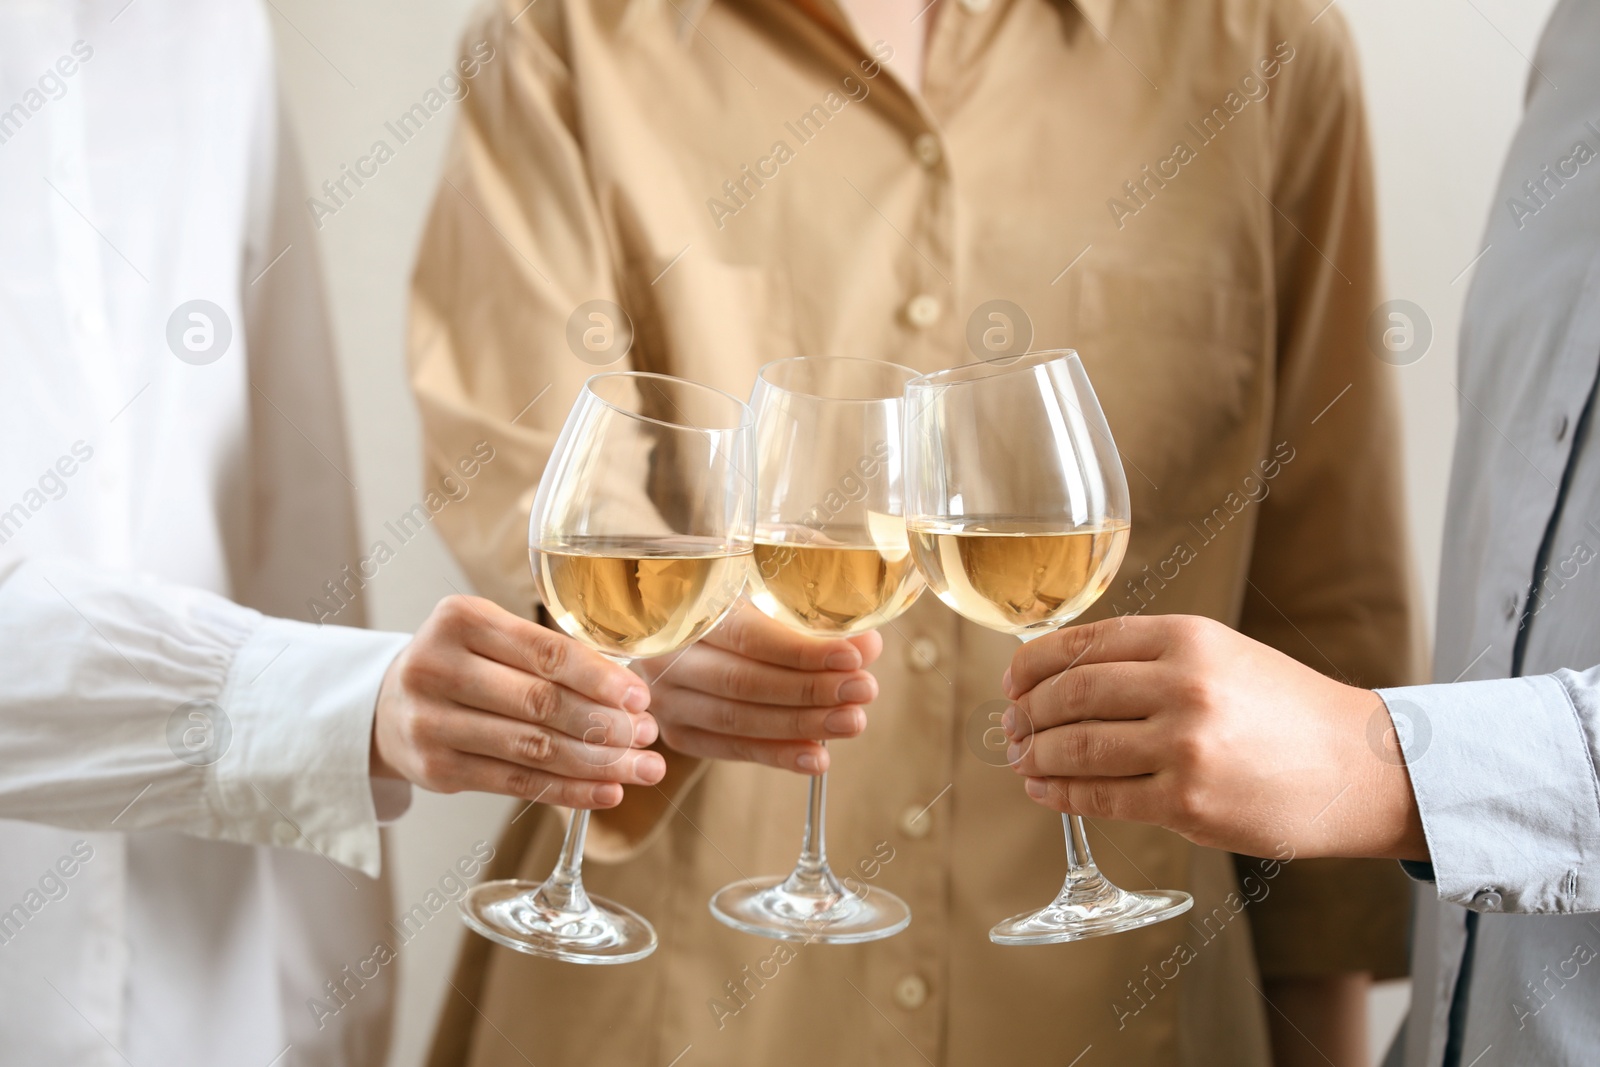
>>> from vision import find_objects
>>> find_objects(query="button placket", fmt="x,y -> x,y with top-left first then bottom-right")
44,57 -> 134,564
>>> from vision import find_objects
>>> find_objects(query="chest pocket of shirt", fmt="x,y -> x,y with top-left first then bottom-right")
1053,262 -> 1267,520
634,256 -> 797,400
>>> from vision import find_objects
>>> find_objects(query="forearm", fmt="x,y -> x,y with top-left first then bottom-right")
0,556 -> 408,875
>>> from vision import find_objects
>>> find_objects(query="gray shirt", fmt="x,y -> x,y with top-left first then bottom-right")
1379,2 -> 1600,1064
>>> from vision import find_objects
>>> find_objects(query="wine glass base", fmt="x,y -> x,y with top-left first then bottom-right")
461,879 -> 658,964
990,886 -> 1192,945
710,875 -> 911,944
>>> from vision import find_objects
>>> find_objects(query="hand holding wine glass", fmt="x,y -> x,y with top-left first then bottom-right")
636,599 -> 882,775
459,371 -> 755,964
371,593 -> 665,808
998,612 -> 1427,862
903,349 -> 1192,943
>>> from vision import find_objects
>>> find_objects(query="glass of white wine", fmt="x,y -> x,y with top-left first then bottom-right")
709,356 -> 923,943
903,349 -> 1193,943
460,371 -> 755,963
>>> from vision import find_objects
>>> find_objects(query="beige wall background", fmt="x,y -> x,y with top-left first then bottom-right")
269,0 -> 1560,1062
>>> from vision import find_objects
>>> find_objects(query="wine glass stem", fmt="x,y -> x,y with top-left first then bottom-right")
535,808 -> 594,914
798,770 -> 830,876
532,652 -> 635,915
1063,813 -> 1099,874
778,761 -> 841,898
1017,635 -> 1107,884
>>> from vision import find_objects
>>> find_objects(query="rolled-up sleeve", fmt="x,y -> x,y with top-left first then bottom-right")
1380,665 -> 1600,915
0,556 -> 409,877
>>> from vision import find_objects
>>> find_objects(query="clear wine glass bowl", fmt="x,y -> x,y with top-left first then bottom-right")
902,349 -> 1193,943
460,372 -> 755,964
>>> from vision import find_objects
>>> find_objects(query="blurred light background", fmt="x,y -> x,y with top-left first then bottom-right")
267,0 -> 1561,1061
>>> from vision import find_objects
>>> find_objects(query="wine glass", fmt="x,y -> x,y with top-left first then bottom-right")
902,349 -> 1193,943
460,371 -> 755,963
709,357 -> 923,943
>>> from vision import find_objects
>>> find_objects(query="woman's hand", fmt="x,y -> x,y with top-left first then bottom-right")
371,595 -> 666,809
637,599 -> 883,775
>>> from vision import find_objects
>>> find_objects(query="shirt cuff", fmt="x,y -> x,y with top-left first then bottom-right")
211,616 -> 411,878
1378,675 -> 1600,914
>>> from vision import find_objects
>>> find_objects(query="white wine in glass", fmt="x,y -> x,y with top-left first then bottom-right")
903,349 -> 1192,944
710,357 -> 923,943
539,536 -> 751,658
749,535 -> 923,635
906,519 -> 1130,635
460,372 -> 755,964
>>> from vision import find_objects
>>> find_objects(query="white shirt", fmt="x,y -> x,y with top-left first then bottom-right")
0,2 -> 411,1064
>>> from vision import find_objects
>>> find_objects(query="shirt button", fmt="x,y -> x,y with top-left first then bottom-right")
1471,887 -> 1503,911
957,0 -> 991,12
893,974 -> 929,1010
905,635 -> 940,671
1555,414 -> 1571,442
912,132 -> 942,169
1503,593 -> 1521,622
905,294 -> 942,329
899,804 -> 932,839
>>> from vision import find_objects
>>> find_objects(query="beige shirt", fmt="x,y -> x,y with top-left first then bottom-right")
409,0 -> 1424,1063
